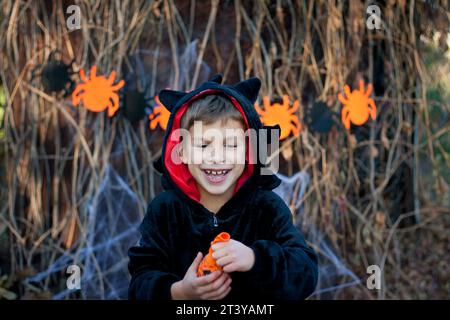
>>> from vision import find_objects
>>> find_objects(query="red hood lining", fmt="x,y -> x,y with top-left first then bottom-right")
163,89 -> 255,203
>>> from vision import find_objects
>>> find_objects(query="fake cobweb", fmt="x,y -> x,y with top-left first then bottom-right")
26,165 -> 143,299
273,171 -> 361,297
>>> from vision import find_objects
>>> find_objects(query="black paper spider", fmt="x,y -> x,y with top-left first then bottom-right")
304,101 -> 338,133
31,50 -> 76,97
121,89 -> 153,123
119,54 -> 153,123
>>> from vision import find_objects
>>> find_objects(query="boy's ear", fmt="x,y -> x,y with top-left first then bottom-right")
233,77 -> 261,104
176,141 -> 188,164
172,137 -> 187,164
158,89 -> 187,113
208,73 -> 223,84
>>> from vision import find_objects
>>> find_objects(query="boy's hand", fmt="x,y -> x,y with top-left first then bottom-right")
212,239 -> 255,273
171,252 -> 232,300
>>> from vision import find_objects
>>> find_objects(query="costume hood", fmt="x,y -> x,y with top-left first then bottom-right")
154,74 -> 280,203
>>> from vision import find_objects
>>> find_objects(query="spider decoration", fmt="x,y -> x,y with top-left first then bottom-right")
72,66 -> 125,117
31,50 -> 76,96
338,80 -> 377,130
148,95 -> 170,131
254,95 -> 301,140
121,89 -> 153,123
304,101 -> 337,133
119,54 -> 154,123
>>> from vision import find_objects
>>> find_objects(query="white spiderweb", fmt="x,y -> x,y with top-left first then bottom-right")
26,165 -> 142,299
274,172 -> 361,298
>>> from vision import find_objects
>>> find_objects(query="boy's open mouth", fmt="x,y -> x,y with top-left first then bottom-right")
201,169 -> 231,184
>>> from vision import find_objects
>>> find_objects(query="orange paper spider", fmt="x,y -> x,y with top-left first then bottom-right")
338,80 -> 377,129
255,95 -> 301,140
148,95 -> 170,130
72,66 -> 124,117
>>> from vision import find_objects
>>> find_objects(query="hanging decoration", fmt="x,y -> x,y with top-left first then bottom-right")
72,66 -> 125,117
120,54 -> 153,123
148,95 -> 170,131
254,95 -> 301,140
121,89 -> 152,124
338,80 -> 377,130
31,50 -> 75,97
304,101 -> 336,133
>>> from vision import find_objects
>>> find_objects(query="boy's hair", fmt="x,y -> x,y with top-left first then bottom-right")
180,94 -> 245,130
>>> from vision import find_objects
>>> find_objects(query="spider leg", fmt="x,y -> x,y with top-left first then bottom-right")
291,116 -> 302,136
344,85 -> 352,98
71,85 -> 84,105
90,66 -> 97,79
63,78 -> 76,97
290,99 -> 300,113
149,115 -> 159,130
79,69 -> 88,83
263,96 -> 271,109
368,99 -> 377,120
359,79 -> 365,92
338,93 -> 348,105
365,83 -> 373,97
108,93 -> 120,117
110,79 -> 125,91
282,95 -> 290,108
341,106 -> 351,129
108,71 -> 117,84
154,95 -> 162,105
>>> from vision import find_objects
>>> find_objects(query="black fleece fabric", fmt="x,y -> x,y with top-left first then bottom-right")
127,74 -> 318,300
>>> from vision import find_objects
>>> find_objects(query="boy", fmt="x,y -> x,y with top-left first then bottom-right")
128,74 -> 318,300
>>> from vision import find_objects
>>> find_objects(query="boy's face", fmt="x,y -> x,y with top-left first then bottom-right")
180,119 -> 246,197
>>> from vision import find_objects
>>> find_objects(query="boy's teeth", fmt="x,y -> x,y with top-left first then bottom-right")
204,170 -> 228,175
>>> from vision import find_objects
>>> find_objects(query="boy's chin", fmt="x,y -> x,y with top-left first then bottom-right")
197,181 -> 235,197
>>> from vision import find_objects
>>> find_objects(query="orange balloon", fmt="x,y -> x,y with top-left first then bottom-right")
197,232 -> 231,277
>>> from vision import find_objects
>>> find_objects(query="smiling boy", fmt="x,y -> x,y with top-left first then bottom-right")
128,74 -> 318,300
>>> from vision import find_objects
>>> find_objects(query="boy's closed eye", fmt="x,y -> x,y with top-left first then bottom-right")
225,143 -> 238,148
198,143 -> 238,148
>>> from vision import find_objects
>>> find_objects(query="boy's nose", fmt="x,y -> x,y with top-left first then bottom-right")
207,145 -> 225,163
